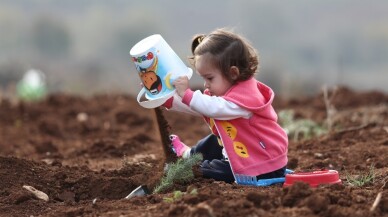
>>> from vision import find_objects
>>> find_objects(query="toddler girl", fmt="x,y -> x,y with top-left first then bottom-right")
164,28 -> 288,183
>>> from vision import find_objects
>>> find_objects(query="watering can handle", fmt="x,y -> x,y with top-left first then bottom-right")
137,87 -> 175,109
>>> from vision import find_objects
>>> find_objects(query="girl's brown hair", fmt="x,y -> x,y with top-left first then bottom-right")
190,28 -> 259,83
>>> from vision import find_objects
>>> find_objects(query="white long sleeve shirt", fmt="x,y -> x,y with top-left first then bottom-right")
167,91 -> 252,120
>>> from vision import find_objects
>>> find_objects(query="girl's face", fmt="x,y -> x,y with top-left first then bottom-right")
195,54 -> 233,96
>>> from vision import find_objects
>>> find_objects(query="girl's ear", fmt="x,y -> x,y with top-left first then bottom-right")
229,66 -> 240,81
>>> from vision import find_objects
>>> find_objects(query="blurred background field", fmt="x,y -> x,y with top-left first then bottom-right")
0,0 -> 387,98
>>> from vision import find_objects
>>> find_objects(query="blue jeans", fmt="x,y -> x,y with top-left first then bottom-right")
191,134 -> 286,183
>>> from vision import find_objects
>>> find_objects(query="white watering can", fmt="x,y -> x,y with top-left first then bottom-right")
130,34 -> 192,109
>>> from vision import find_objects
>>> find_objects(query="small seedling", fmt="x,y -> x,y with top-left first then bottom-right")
154,153 -> 203,193
163,188 -> 198,203
346,165 -> 376,187
189,188 -> 198,195
163,190 -> 183,203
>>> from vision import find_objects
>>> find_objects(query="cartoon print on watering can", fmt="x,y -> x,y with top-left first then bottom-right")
132,49 -> 175,97
132,51 -> 162,96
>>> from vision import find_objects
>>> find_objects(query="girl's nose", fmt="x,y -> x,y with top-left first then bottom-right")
204,81 -> 209,89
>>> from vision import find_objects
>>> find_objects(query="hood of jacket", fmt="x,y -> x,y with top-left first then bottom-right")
222,77 -> 277,120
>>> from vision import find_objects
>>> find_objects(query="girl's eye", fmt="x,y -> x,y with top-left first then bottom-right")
207,77 -> 213,81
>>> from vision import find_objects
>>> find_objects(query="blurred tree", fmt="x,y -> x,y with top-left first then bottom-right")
31,17 -> 72,58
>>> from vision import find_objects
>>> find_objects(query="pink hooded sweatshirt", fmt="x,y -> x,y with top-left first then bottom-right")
183,77 -> 288,176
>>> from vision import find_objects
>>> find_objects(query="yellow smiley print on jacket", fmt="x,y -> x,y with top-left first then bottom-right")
233,141 -> 249,158
220,121 -> 237,140
220,121 -> 249,158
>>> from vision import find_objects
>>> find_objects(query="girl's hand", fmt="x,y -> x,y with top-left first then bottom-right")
173,76 -> 190,97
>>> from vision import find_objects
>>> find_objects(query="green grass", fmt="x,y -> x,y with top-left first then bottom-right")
278,109 -> 327,141
163,189 -> 198,203
345,165 -> 376,187
163,190 -> 183,203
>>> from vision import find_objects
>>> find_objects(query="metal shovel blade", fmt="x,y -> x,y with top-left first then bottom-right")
125,185 -> 149,199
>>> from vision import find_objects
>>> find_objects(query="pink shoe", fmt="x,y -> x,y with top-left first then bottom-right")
170,134 -> 189,157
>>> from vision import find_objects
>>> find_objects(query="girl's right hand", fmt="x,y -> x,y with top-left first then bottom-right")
173,76 -> 190,98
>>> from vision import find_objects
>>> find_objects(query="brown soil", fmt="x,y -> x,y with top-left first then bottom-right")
0,86 -> 387,217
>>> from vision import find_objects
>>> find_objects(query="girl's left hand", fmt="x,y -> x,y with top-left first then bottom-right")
173,76 -> 190,97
